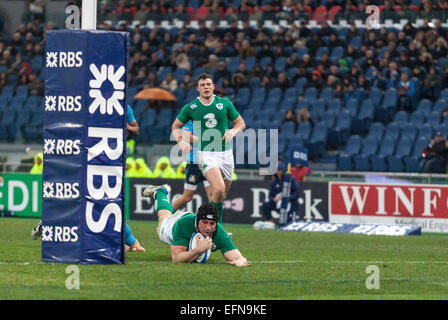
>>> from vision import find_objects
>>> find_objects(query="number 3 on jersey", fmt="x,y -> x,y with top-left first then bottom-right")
204,113 -> 217,128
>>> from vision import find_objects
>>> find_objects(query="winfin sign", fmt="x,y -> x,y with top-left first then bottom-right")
329,182 -> 448,233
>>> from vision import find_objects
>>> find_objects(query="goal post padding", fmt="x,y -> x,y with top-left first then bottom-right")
42,30 -> 129,264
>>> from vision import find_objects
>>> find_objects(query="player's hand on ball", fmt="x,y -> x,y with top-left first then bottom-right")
196,236 -> 212,253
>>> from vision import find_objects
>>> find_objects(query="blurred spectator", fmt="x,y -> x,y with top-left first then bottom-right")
160,73 -> 178,93
397,72 -> 416,111
28,0 -> 48,23
175,52 -> 191,71
297,107 -> 314,127
421,66 -> 441,100
179,74 -> 195,92
214,61 -> 231,83
204,54 -> 220,73
419,132 -> 447,173
282,108 -> 298,131
30,152 -> 43,174
275,72 -> 291,92
152,156 -> 176,179
238,39 -> 257,60
27,73 -> 43,96
0,72 -> 9,92
134,158 -> 153,178
305,70 -> 323,91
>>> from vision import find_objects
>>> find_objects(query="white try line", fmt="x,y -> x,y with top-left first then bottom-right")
251,260 -> 448,265
1,260 -> 448,266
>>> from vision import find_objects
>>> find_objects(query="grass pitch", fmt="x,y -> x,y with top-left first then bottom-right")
1,218 -> 447,300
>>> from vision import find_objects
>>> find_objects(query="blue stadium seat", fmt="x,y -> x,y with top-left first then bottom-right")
409,110 -> 425,128
320,109 -> 336,128
393,110 -> 409,129
327,98 -> 342,113
370,136 -> 396,172
297,121 -> 312,140
353,135 -> 378,171
306,121 -> 328,158
432,98 -> 447,113
319,87 -> 333,101
417,98 -> 433,114
330,46 -> 344,63
259,56 -> 272,70
281,121 -> 296,137
274,57 -> 286,73
426,110 -> 441,127
244,56 -> 257,72
400,123 -> 417,143
233,87 -> 251,109
304,87 -> 318,101
344,98 -> 359,117
367,122 -> 385,142
387,135 -> 413,172
383,121 -> 400,141
329,109 -> 352,145
173,68 -> 188,83
368,87 -> 383,108
404,136 -> 428,172
337,134 -> 362,171
352,98 -> 374,134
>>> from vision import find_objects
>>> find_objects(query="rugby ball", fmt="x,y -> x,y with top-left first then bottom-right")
188,232 -> 211,264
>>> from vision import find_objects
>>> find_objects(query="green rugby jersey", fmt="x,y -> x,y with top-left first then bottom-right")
177,95 -> 240,152
171,213 -> 237,254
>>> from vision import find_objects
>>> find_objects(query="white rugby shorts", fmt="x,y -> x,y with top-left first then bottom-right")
158,210 -> 189,245
197,149 -> 234,181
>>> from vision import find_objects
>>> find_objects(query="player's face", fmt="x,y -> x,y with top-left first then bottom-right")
197,78 -> 214,99
197,219 -> 217,237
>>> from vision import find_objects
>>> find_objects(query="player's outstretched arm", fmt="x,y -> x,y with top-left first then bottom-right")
224,249 -> 251,267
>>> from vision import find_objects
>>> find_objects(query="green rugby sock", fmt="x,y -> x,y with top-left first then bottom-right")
211,201 -> 223,224
156,190 -> 173,213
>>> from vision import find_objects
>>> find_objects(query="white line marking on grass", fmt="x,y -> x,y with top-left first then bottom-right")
252,260 -> 448,265
0,261 -> 45,265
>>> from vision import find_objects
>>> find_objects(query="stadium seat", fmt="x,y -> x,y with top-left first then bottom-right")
330,46 -> 344,63
327,98 -> 342,113
274,57 -> 286,73
344,98 -> 359,117
383,121 -> 400,141
417,98 -> 433,114
369,87 -> 383,107
367,122 -> 385,142
337,134 -> 362,171
393,110 -> 409,129
432,99 -> 447,113
387,135 -> 413,172
404,136 -> 428,172
426,110 -> 441,127
244,57 -> 257,72
370,136 -> 396,172
319,87 -> 333,101
233,87 -> 251,109
329,109 -> 352,145
259,56 -> 272,70
400,123 -> 418,143
353,135 -> 378,171
297,121 -> 312,140
352,98 -> 374,134
409,110 -> 425,128
306,121 -> 328,158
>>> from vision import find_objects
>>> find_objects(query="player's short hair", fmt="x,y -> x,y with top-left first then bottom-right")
196,73 -> 214,85
196,203 -> 219,223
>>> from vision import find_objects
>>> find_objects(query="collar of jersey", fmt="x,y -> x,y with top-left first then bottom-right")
197,95 -> 216,106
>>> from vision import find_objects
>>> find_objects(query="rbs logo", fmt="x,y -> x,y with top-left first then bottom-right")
44,139 -> 81,155
45,95 -> 82,112
42,225 -> 79,242
43,182 -> 80,199
46,51 -> 83,68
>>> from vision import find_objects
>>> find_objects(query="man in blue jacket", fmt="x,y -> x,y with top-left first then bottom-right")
262,162 -> 301,224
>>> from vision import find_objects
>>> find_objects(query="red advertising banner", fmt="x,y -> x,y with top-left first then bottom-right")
329,182 -> 448,233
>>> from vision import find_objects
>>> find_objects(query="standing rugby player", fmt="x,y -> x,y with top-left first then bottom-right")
171,73 -> 245,223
